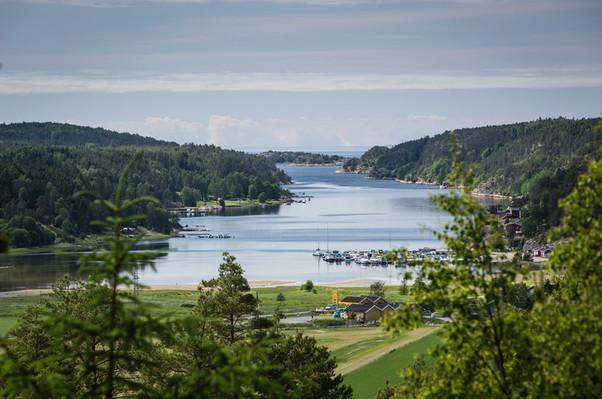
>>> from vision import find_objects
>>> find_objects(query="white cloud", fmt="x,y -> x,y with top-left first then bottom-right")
99,113 -> 468,149
1,68 -> 601,95
105,116 -> 205,143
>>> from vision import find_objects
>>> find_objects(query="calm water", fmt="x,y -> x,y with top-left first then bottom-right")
0,166 -> 451,291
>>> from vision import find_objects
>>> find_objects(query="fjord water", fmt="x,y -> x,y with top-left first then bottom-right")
0,166 -> 451,291
141,165 -> 451,286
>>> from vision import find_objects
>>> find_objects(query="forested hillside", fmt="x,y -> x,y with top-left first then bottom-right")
345,117 -> 601,196
0,122 -> 177,147
0,123 -> 290,248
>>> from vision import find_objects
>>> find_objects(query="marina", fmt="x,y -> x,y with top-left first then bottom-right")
176,224 -> 233,239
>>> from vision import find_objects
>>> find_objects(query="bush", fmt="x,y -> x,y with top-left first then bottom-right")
313,318 -> 346,328
250,317 -> 275,329
301,280 -> 314,292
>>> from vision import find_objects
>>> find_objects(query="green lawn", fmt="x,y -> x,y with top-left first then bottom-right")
0,295 -> 47,337
0,317 -> 19,337
345,332 -> 440,399
296,325 -> 399,363
251,286 -> 410,314
137,285 -> 410,316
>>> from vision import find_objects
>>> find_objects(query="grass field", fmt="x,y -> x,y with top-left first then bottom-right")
345,332 -> 440,399
0,295 -> 46,337
0,317 -> 18,337
0,285 -> 411,335
140,285 -> 410,315
299,326 -> 400,367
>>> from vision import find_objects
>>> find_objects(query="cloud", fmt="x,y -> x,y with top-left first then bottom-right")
99,113 -> 468,149
1,68 -> 601,95
105,116 -> 205,142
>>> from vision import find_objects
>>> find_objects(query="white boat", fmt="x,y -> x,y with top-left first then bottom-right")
313,249 -> 323,256
323,253 -> 336,262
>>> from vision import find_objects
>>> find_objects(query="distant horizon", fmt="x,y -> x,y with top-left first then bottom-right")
2,113 -> 600,153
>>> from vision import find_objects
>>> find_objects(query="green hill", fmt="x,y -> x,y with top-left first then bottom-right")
0,122 -> 177,147
0,122 -> 290,248
345,117 -> 602,196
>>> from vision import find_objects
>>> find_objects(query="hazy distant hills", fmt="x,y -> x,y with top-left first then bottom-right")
0,122 -> 177,147
345,117 -> 602,196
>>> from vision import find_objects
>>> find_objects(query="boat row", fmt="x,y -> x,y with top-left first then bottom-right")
313,249 -> 390,265
176,224 -> 233,239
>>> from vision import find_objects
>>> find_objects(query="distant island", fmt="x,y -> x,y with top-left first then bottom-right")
260,150 -> 348,165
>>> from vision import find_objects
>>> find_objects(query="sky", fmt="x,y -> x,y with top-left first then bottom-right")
0,0 -> 601,151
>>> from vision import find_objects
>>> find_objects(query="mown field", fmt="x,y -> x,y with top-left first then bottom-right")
345,333 -> 440,399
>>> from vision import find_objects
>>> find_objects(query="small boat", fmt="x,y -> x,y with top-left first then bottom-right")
323,253 -> 336,263
313,249 -> 323,256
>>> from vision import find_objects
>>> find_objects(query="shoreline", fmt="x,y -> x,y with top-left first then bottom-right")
470,190 -> 513,200
281,162 -> 343,167
0,278 -> 399,298
6,232 -> 171,256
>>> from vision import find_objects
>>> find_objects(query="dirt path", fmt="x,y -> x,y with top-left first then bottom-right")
336,326 -> 438,375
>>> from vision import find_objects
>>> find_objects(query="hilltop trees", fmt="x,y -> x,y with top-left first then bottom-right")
0,126 -> 290,247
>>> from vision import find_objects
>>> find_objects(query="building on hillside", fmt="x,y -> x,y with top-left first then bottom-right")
502,206 -> 521,221
535,246 -> 553,257
504,221 -> 522,235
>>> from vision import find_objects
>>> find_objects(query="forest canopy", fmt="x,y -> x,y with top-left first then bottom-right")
0,123 -> 291,248
345,117 -> 602,196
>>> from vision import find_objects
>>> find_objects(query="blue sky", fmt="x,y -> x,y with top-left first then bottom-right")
0,0 -> 601,150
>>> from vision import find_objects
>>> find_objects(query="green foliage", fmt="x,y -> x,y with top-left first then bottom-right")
0,156 -> 352,398
196,252 -> 259,343
0,123 -> 290,247
520,163 -> 585,237
0,216 -> 55,248
383,139 -> 602,398
181,186 -> 202,206
0,154 -> 166,397
301,280 -> 315,292
313,318 -> 346,328
370,281 -> 386,298
276,292 -> 286,302
0,122 -> 176,147
266,333 -> 353,399
261,150 -> 345,165
0,234 -> 8,253
346,117 -> 601,196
